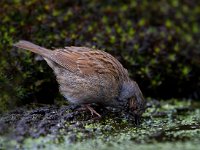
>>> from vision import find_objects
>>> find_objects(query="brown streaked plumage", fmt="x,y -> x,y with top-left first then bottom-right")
13,40 -> 146,118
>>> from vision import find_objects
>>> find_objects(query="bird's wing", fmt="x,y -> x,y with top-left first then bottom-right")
51,47 -> 129,81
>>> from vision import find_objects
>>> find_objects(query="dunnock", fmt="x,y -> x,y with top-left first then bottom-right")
14,41 -> 146,118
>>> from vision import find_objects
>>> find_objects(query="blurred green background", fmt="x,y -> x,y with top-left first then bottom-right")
0,0 -> 200,112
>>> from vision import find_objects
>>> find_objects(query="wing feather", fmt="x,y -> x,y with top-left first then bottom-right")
50,47 -> 129,82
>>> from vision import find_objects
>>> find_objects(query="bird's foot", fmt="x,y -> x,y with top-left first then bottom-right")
85,104 -> 101,118
78,104 -> 101,118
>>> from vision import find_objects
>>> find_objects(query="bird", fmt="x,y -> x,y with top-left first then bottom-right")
13,40 -> 146,119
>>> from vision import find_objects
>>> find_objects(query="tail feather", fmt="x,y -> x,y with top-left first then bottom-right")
13,40 -> 52,58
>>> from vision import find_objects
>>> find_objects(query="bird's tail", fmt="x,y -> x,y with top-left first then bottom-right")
13,40 -> 52,58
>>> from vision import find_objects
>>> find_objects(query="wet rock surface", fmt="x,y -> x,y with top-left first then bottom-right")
0,104 -> 134,142
0,99 -> 200,149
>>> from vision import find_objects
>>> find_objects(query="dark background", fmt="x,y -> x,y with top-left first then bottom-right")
0,0 -> 200,112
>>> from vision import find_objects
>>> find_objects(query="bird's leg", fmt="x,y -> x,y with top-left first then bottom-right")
85,104 -> 101,118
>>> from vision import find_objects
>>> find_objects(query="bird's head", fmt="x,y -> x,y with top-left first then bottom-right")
119,80 -> 146,123
129,81 -> 146,116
